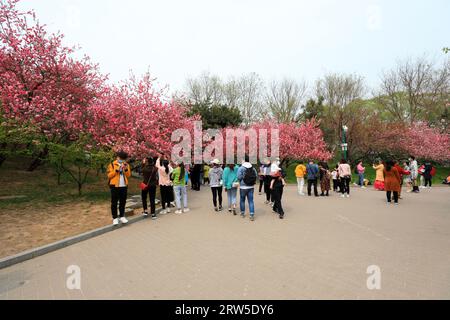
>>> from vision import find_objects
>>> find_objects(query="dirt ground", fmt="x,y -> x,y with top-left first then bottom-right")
0,201 -> 116,258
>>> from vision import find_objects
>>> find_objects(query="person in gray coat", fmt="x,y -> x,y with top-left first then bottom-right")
209,159 -> 224,212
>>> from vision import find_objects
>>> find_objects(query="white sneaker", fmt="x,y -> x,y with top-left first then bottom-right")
120,217 -> 129,224
113,218 -> 119,226
346,194 -> 350,198
341,195 -> 345,198
160,209 -> 167,215
183,208 -> 190,213
361,186 -> 366,189
166,208 -> 171,213
175,210 -> 183,215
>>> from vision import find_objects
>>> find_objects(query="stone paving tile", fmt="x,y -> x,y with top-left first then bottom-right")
0,186 -> 449,300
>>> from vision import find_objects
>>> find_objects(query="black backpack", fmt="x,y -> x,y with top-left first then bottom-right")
243,167 -> 257,186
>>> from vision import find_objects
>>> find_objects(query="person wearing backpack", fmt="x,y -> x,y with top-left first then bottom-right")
306,160 -> 320,197
141,157 -> 159,220
237,155 -> 258,222
107,151 -> 131,226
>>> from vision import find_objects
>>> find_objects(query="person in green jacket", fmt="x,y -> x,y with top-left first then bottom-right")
171,162 -> 190,215
223,164 -> 239,215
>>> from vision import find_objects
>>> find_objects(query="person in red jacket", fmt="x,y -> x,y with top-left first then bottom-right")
394,160 -> 410,199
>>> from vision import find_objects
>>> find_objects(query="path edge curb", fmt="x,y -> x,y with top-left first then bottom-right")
0,211 -> 157,270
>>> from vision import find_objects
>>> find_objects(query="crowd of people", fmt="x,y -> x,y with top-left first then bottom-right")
107,151 -> 443,226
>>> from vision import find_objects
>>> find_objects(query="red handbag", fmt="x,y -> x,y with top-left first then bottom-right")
140,167 -> 156,191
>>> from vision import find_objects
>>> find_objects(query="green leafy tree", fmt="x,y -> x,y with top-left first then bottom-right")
187,102 -> 243,129
48,137 -> 112,195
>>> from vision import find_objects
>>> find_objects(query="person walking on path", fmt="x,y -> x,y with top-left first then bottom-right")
156,156 -> 174,215
409,156 -> 420,193
209,159 -> 224,212
423,162 -> 434,189
258,164 -> 265,195
171,162 -> 190,214
190,164 -> 202,191
373,160 -> 385,191
223,164 -> 239,215
356,161 -> 366,188
319,162 -> 331,197
295,162 -> 307,196
107,151 -> 131,226
338,159 -> 352,198
270,170 -> 286,219
237,155 -> 258,221
384,160 -> 401,204
306,160 -> 320,197
262,160 -> 273,205
141,157 -> 159,220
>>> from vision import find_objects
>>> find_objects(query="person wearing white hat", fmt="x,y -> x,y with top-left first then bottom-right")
209,159 -> 224,212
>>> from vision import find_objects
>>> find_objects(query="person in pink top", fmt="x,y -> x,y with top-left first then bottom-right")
338,159 -> 352,198
356,161 -> 366,188
156,156 -> 174,215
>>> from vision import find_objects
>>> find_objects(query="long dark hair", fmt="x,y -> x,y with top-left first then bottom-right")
386,160 -> 394,172
179,163 -> 185,182
162,160 -> 170,174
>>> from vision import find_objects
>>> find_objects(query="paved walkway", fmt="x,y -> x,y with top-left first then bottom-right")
1,186 -> 449,300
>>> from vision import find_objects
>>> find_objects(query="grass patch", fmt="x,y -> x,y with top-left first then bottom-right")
0,157 -> 142,210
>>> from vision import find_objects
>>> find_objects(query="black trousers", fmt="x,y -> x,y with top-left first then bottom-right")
333,179 -> 339,191
263,176 -> 272,202
272,187 -> 284,216
142,185 -> 157,214
211,187 -> 223,208
191,172 -> 201,191
111,187 -> 128,219
307,179 -> 319,197
160,185 -> 172,209
424,178 -> 432,187
387,191 -> 399,203
341,177 -> 351,195
259,179 -> 264,193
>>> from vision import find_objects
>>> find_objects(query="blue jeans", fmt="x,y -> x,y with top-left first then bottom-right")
240,188 -> 255,216
358,173 -> 365,187
227,187 -> 238,208
174,185 -> 188,209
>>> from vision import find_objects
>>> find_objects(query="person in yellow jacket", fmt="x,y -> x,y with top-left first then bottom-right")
107,151 -> 131,226
295,162 -> 307,196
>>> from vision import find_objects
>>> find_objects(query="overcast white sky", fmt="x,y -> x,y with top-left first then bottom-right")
18,0 -> 450,94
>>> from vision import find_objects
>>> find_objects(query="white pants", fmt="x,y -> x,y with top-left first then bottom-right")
297,178 -> 305,195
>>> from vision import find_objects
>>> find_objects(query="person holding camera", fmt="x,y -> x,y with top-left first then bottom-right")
107,151 -> 131,226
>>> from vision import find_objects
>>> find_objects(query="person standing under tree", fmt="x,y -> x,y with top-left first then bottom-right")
423,162 -> 434,189
356,161 -> 366,189
338,159 -> 352,198
295,161 -> 307,196
409,156 -> 420,193
141,157 -> 158,220
171,162 -> 190,215
384,160 -> 401,204
107,151 -> 131,226
306,160 -> 320,197
156,156 -> 174,215
373,160 -> 385,191
319,162 -> 331,197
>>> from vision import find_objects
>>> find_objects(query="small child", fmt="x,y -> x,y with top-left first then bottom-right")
270,171 -> 286,219
331,167 -> 339,192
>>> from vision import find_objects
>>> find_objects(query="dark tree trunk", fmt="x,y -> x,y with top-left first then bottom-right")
0,154 -> 6,167
27,146 -> 49,172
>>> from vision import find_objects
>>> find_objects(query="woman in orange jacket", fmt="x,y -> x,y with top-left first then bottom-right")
107,151 -> 131,226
